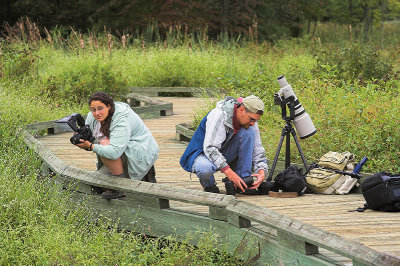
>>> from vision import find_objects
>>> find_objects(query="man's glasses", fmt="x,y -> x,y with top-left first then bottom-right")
90,106 -> 105,113
248,115 -> 258,123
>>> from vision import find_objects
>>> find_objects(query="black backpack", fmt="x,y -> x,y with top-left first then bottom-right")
274,165 -> 308,195
360,172 -> 400,212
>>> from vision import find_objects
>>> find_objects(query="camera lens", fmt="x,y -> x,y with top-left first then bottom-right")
70,134 -> 82,145
222,177 -> 236,195
242,176 -> 255,187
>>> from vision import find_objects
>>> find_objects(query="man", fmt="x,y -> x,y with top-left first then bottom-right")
180,95 -> 268,194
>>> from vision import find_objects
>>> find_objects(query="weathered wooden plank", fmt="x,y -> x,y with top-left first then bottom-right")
226,199 -> 400,265
126,93 -> 173,118
176,122 -> 194,141
125,193 -> 170,209
72,192 -> 347,265
26,120 -> 72,136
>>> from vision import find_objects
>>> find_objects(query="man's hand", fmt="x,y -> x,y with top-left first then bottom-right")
224,168 -> 247,192
76,139 -> 91,150
250,169 -> 266,189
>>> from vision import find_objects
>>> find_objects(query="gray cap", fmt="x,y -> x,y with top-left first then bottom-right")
243,95 -> 264,114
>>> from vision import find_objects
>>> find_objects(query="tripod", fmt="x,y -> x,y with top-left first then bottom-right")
267,96 -> 309,181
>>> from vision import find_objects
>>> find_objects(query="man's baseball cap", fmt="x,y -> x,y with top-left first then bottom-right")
243,95 -> 264,114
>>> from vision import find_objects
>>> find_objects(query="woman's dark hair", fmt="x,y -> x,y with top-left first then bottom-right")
89,92 -> 115,138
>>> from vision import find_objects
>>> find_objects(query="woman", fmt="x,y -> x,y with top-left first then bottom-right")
76,92 -> 159,199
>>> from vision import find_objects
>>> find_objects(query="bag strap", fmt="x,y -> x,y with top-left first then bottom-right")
321,175 -> 347,194
348,203 -> 368,212
309,163 -> 362,179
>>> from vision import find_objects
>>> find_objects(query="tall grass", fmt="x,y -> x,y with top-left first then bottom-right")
312,21 -> 400,48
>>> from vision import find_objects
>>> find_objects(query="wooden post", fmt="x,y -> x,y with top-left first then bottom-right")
128,98 -> 141,107
209,206 -> 228,221
126,193 -> 170,209
228,213 -> 251,228
277,230 -> 319,255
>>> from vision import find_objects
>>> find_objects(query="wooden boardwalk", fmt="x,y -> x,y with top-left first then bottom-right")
38,97 -> 400,260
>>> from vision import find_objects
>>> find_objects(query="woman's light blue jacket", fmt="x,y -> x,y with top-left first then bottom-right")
86,102 -> 159,180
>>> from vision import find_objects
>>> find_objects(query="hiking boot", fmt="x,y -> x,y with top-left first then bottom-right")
142,165 -> 157,183
204,185 -> 220,194
100,189 -> 125,199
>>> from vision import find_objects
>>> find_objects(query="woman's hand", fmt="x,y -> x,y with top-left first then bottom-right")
76,139 -> 92,150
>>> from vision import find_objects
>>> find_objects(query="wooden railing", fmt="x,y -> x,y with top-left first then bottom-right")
127,93 -> 173,119
22,94 -> 400,266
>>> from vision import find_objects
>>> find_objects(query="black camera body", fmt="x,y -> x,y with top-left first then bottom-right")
223,176 -> 256,195
222,176 -> 278,196
56,113 -> 94,146
70,124 -> 93,145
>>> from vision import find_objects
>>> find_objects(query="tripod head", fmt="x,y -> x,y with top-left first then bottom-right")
274,94 -> 296,124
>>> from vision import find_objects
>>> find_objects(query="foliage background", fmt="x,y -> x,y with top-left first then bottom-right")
2,0 -> 400,43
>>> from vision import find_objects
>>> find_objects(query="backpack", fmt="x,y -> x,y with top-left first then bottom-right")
306,151 -> 359,194
274,165 -> 308,195
359,172 -> 400,212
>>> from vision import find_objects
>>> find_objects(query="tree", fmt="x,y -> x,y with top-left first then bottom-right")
298,0 -> 329,37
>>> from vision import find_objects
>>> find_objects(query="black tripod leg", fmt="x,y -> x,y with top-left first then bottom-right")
267,128 -> 286,181
290,128 -> 309,171
285,125 -> 291,168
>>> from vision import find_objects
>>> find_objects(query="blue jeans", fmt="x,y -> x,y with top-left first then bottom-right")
192,127 -> 255,188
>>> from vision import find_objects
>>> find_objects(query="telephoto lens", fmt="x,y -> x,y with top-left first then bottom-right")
277,75 -> 316,139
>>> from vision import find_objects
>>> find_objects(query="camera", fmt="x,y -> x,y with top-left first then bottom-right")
275,75 -> 316,139
222,176 -> 278,195
223,176 -> 256,195
56,113 -> 94,146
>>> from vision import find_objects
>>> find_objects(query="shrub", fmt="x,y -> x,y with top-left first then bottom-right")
0,43 -> 39,79
42,60 -> 128,103
312,43 -> 393,83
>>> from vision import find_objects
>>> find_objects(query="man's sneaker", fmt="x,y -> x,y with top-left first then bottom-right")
204,185 -> 220,194
100,189 -> 125,199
